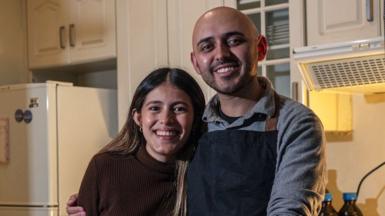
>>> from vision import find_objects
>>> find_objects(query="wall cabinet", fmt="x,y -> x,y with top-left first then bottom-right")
306,0 -> 382,45
117,0 -> 225,126
27,0 -> 116,69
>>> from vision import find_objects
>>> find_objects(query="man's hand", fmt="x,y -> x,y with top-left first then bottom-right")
66,193 -> 86,216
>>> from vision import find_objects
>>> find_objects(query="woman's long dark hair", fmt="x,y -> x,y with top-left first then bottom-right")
100,67 -> 206,215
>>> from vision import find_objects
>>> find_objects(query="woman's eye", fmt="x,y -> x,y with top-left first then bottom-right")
199,43 -> 213,52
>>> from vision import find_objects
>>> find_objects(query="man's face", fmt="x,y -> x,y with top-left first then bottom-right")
191,8 -> 259,95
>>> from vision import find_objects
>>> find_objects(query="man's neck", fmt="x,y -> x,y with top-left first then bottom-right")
217,77 -> 264,117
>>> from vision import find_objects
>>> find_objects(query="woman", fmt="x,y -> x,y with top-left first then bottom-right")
75,68 -> 206,216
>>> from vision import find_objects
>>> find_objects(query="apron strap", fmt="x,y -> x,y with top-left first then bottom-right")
265,91 -> 281,131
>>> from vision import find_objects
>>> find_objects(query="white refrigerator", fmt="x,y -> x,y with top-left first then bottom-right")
0,81 -> 117,216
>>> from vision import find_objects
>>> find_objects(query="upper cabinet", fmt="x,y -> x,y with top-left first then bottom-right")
27,0 -> 116,69
306,0 -> 382,45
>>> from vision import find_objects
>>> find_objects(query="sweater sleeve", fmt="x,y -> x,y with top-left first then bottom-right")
267,103 -> 327,216
78,155 -> 100,216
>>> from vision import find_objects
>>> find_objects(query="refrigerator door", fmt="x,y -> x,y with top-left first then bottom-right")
56,85 -> 117,215
0,84 -> 58,206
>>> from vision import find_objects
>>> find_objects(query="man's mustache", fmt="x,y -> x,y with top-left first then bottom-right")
211,58 -> 240,71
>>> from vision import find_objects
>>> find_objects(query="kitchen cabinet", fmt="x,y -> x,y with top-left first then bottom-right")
306,0 -> 382,45
27,0 -> 116,69
117,0 -> 225,127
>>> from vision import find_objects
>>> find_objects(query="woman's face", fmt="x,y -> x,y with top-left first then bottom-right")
134,82 -> 194,162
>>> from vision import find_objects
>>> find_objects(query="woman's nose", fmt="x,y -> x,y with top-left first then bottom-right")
159,110 -> 174,124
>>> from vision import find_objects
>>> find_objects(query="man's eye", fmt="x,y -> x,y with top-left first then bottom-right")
173,106 -> 188,113
199,43 -> 213,52
227,38 -> 244,46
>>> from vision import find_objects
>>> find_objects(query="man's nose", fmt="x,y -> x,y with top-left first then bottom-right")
215,43 -> 231,62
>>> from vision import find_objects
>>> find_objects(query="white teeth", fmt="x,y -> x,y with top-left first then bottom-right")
216,67 -> 236,73
156,130 -> 177,136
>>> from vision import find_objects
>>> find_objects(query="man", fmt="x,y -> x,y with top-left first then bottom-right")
67,6 -> 326,216
186,7 -> 326,215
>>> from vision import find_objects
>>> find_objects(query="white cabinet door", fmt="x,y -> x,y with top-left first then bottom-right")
27,0 -> 116,69
27,0 -> 69,68
116,0 -> 168,127
167,0 -> 224,100
307,0 -> 381,45
67,0 -> 116,64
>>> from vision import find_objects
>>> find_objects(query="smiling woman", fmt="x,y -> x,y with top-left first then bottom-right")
133,82 -> 194,163
75,67 -> 206,216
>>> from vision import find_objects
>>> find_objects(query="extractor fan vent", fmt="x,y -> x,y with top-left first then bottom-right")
308,54 -> 385,89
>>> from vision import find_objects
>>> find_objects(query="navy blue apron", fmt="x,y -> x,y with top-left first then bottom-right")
187,94 -> 280,216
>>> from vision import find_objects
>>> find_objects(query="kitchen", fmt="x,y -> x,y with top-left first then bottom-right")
0,0 -> 384,215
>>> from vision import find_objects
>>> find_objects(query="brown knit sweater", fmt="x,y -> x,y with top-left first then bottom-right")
78,146 -> 176,216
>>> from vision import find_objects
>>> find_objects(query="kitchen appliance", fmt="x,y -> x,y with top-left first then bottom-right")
293,37 -> 385,94
0,81 -> 117,216
293,0 -> 385,94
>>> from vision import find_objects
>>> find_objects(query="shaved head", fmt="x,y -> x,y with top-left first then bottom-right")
190,6 -> 267,96
192,7 -> 258,49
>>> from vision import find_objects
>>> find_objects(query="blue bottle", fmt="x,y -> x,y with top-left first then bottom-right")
338,192 -> 363,216
319,193 -> 338,216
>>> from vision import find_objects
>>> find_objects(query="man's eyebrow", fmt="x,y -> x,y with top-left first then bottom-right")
196,31 -> 246,46
196,36 -> 214,46
223,31 -> 245,38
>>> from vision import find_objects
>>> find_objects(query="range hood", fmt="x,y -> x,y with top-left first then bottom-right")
293,37 -> 385,94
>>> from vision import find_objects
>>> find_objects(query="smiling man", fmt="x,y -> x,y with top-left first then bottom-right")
187,7 -> 327,216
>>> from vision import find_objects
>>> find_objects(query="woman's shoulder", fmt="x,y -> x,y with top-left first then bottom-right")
91,151 -> 135,165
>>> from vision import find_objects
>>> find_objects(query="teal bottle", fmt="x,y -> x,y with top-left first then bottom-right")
338,193 -> 363,216
319,193 -> 338,216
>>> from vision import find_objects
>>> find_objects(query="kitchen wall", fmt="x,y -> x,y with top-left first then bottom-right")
0,0 -> 28,85
326,94 -> 385,215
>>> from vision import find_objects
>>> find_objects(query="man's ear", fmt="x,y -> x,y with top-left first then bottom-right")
190,51 -> 202,75
256,35 -> 268,61
132,109 -> 141,127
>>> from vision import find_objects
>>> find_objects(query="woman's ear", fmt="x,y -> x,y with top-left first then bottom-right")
132,109 -> 141,127
256,34 -> 268,61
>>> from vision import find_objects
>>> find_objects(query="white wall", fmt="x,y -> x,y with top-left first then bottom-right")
0,0 -> 28,85
326,94 -> 385,215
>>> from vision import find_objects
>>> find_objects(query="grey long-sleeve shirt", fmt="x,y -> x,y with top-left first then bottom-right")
200,77 -> 327,215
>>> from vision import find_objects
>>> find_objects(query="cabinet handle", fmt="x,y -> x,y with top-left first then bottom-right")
59,26 -> 66,49
291,82 -> 299,101
366,0 -> 374,22
69,24 -> 76,47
